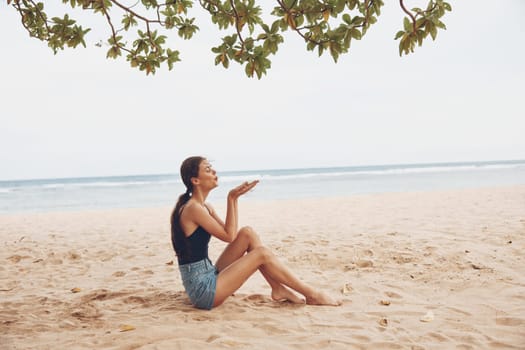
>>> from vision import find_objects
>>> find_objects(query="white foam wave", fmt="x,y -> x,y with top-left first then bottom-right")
2,161 -> 523,193
71,179 -> 181,188
42,184 -> 66,189
218,162 -> 525,183
73,181 -> 153,188
4,179 -> 182,192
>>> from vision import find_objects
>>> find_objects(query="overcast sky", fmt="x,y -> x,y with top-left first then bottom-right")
1,1 -> 524,180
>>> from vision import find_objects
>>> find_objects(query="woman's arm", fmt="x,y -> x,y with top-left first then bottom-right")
219,180 -> 258,241
184,180 -> 259,243
222,195 -> 238,241
183,203 -> 234,242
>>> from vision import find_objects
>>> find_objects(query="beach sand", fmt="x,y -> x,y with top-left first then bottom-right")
1,186 -> 524,349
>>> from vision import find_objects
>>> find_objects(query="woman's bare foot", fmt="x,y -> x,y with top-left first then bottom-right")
305,291 -> 342,306
271,286 -> 305,304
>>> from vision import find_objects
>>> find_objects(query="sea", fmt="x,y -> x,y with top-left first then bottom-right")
1,160 -> 524,214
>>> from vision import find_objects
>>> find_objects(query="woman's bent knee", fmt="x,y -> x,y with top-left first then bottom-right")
252,246 -> 273,263
238,226 -> 260,241
238,226 -> 255,235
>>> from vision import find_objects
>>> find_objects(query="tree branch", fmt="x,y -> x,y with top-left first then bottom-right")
8,0 -> 452,77
229,0 -> 245,45
276,0 -> 322,45
108,0 -> 159,52
109,0 -> 161,24
102,3 -> 133,55
399,0 -> 416,33
14,0 -> 51,39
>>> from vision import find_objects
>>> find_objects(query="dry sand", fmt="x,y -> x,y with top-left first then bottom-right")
1,186 -> 524,349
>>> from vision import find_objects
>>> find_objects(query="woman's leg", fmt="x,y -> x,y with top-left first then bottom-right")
215,227 -> 303,303
213,237 -> 340,307
213,246 -> 268,306
214,226 -> 259,270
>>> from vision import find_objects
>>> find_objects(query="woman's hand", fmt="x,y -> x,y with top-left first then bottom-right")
228,180 -> 259,200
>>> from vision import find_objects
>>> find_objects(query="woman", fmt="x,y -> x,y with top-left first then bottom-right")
171,156 -> 341,310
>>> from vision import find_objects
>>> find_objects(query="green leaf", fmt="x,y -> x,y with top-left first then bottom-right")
245,61 -> 254,77
12,0 -> 452,76
403,17 -> 412,32
429,25 -> 437,40
434,19 -> 446,30
416,30 -> 424,46
106,46 -> 121,59
166,49 -> 180,70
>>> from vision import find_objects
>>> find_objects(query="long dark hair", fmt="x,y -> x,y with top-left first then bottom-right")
170,156 -> 205,261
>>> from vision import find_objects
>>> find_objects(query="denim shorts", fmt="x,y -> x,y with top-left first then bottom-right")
179,258 -> 218,310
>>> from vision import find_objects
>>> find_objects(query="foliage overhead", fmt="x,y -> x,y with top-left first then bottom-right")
8,0 -> 451,78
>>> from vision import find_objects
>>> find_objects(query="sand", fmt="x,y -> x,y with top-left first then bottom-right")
1,186 -> 524,349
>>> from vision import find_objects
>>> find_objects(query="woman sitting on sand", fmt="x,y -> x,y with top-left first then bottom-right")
170,156 -> 340,310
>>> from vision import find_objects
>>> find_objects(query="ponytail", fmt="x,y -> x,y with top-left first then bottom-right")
171,190 -> 191,229
170,156 -> 205,262
171,190 -> 191,256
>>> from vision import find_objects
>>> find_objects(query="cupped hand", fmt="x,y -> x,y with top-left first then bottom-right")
228,180 -> 259,200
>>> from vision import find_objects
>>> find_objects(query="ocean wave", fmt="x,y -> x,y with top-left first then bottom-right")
217,162 -> 525,183
1,160 -> 524,213
42,184 -> 66,189
1,179 -> 182,192
78,179 -> 181,188
1,161 -> 523,192
69,180 -> 179,188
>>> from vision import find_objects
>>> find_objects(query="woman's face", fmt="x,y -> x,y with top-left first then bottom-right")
195,159 -> 218,189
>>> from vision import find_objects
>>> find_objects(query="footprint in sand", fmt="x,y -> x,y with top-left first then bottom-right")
384,291 -> 403,299
242,294 -> 272,305
257,323 -> 290,335
351,334 -> 372,342
445,306 -> 472,316
392,255 -> 414,264
355,259 -> 374,268
67,251 -> 82,261
98,251 -> 117,262
7,255 -> 30,263
424,246 -> 438,256
495,317 -> 524,326
427,332 -> 448,342
206,334 -> 221,343
191,314 -> 212,321
123,295 -> 150,307
81,289 -> 129,302
70,303 -> 102,320
0,281 -> 18,292
47,257 -> 63,265
362,249 -> 374,257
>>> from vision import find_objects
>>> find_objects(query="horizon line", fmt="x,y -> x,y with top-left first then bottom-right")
1,158 -> 524,183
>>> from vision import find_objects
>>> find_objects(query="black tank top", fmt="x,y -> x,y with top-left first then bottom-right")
174,226 -> 211,265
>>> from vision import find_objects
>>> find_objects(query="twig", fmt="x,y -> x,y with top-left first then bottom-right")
110,0 -> 161,24
102,5 -> 134,54
229,0 -> 245,45
399,0 -> 416,33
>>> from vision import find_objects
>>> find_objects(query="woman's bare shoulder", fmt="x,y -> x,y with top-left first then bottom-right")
180,200 -> 200,218
182,201 -> 213,219
203,202 -> 215,214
